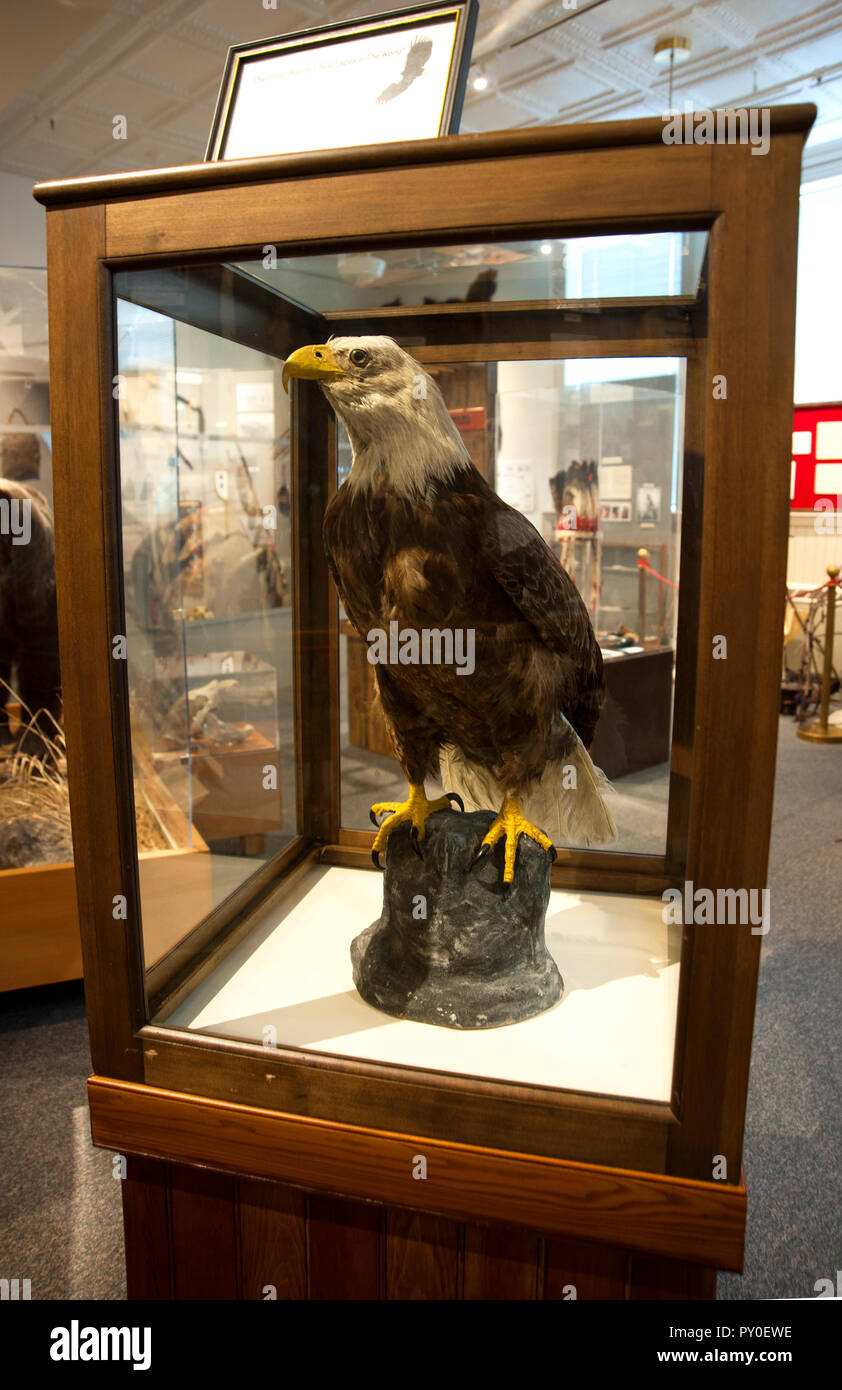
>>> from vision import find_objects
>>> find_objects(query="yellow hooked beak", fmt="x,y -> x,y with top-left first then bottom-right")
282,343 -> 344,393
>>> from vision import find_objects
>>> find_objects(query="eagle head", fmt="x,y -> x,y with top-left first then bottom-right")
282,335 -> 471,496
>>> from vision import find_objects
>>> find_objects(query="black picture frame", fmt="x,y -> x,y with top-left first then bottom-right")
205,1 -> 479,162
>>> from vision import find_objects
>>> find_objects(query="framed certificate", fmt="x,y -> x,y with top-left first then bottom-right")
205,1 -> 478,162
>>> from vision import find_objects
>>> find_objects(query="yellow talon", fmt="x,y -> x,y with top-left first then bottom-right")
370,784 -> 454,862
478,795 -> 555,884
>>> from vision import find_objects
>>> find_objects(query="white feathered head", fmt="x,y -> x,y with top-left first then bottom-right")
283,335 -> 471,496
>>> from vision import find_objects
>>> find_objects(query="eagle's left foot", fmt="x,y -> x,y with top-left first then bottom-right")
471,795 -> 557,885
369,785 -> 463,869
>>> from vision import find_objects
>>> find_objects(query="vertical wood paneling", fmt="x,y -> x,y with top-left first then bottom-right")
122,1155 -> 171,1300
236,1177 -> 307,1300
462,1225 -> 540,1300
385,1209 -> 460,1300
308,1194 -> 382,1300
543,1236 -> 629,1301
630,1254 -> 716,1301
169,1166 -> 237,1299
126,1164 -> 724,1300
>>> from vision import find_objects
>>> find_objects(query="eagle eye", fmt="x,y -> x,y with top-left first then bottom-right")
349,347 -> 370,367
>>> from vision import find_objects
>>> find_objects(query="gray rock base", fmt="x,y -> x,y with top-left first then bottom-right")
351,808 -> 563,1029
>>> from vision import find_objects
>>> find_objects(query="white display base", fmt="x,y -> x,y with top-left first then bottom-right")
167,864 -> 681,1103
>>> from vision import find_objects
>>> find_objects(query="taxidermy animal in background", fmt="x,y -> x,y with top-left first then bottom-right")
0,479 -> 61,752
549,459 -> 600,615
283,337 -> 616,883
127,511 -> 285,639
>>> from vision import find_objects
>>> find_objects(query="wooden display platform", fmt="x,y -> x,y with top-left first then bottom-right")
121,1156 -> 720,1301
151,727 -> 282,843
0,744 -> 211,992
0,844 -> 213,993
90,1076 -> 738,1299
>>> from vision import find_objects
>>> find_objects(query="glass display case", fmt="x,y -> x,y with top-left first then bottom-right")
36,106 -> 812,1298
0,267 -> 228,990
109,237 -> 692,1010
0,265 -> 55,754
0,266 -> 67,992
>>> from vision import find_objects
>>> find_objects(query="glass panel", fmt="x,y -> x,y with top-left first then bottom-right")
124,229 -> 705,1108
115,291 -> 296,976
0,265 -> 65,857
337,355 -> 684,855
238,231 -> 706,311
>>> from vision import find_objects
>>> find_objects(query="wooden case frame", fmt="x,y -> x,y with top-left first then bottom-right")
34,110 -> 812,1250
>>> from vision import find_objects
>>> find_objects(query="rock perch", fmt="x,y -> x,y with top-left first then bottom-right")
351,809 -> 563,1029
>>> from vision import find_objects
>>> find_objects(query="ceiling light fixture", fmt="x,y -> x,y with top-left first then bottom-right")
654,37 -> 691,111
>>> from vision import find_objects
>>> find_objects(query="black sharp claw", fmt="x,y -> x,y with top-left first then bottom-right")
371,849 -> 383,870
370,808 -> 382,828
548,844 -> 557,863
470,842 -> 491,871
445,791 -> 465,812
410,825 -> 423,859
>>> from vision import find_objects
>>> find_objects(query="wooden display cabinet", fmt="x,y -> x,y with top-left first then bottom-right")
35,105 -> 813,1299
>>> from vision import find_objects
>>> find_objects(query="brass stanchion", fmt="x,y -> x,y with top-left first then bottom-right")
798,566 -> 842,743
637,548 -> 649,644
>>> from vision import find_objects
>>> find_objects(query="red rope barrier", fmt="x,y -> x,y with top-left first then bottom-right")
637,558 -> 678,590
787,579 -> 836,598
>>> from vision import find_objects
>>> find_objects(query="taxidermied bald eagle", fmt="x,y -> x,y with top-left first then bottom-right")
283,336 -> 615,882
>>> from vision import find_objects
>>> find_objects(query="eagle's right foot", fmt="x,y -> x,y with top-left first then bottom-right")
370,784 -> 463,868
471,794 -> 557,885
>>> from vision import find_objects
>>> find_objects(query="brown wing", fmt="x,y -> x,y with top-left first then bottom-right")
322,485 -> 380,638
482,495 -> 604,747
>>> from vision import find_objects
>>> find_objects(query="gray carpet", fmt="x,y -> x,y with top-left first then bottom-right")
0,716 -> 838,1300
717,717 -> 842,1300
0,981 -> 125,1300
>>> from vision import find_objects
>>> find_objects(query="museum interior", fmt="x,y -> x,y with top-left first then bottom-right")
0,0 -> 840,1315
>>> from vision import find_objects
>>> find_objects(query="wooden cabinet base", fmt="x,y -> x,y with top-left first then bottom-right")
94,1076 -> 739,1300
121,1156 -> 717,1300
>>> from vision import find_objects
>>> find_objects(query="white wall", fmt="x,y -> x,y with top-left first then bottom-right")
794,174 -> 842,406
0,170 -> 46,267
788,513 -> 842,586
788,175 -> 842,594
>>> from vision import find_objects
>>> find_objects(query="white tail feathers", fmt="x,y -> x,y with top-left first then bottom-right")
440,727 -> 616,848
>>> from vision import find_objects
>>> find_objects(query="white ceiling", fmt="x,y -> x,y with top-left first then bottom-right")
0,0 -> 840,183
